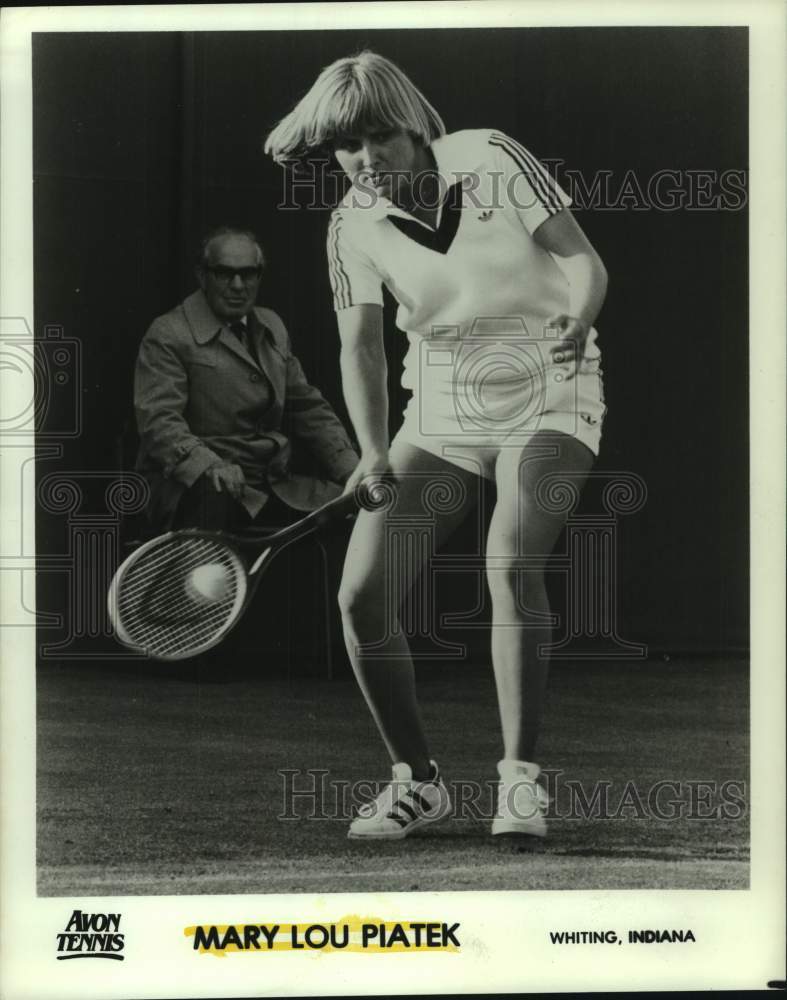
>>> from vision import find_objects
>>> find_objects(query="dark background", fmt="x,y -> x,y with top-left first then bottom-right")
33,27 -> 749,660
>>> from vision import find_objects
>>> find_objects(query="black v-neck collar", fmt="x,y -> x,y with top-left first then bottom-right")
388,182 -> 464,255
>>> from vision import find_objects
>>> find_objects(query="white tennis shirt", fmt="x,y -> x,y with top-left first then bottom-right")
327,129 -> 600,396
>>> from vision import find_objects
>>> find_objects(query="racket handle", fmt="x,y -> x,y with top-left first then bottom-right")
310,489 -> 361,530
268,489 -> 360,546
316,477 -> 399,525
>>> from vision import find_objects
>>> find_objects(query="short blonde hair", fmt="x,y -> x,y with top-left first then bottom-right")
265,51 -> 445,168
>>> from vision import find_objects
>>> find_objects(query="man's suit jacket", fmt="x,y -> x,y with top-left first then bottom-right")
134,290 -> 358,529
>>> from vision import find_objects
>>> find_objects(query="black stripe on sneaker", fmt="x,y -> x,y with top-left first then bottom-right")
393,799 -> 419,822
409,788 -> 433,812
385,809 -> 411,827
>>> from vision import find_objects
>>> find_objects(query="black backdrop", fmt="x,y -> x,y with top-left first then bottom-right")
33,27 -> 748,657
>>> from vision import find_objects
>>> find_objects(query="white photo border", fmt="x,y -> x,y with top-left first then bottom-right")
1,2 -> 784,997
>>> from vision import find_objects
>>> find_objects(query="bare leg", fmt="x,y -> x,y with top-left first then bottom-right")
487,432 -> 594,762
338,441 -> 477,778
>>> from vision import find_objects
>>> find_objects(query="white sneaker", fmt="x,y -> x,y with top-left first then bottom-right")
348,761 -> 451,840
491,759 -> 549,837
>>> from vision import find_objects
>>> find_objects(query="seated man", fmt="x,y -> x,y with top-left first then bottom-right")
134,226 -> 358,533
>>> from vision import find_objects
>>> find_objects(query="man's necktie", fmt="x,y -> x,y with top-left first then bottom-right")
229,320 -> 249,353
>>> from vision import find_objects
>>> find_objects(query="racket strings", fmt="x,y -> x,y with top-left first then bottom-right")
123,537 -> 230,614
113,536 -> 245,658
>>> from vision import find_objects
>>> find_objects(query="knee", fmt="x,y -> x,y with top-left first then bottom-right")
337,575 -> 385,632
487,558 -> 545,607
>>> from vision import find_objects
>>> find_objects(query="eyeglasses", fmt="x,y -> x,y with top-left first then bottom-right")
205,266 -> 262,286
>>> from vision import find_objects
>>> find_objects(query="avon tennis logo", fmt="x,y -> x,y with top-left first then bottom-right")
56,909 -> 125,961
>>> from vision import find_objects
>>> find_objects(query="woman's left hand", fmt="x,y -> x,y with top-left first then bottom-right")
547,314 -> 590,380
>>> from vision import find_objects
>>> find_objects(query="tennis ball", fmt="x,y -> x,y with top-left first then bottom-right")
187,563 -> 231,603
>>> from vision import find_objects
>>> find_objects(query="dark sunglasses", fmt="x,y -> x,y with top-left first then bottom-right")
206,265 -> 262,286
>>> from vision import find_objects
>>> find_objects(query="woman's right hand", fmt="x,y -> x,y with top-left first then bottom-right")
343,449 -> 395,505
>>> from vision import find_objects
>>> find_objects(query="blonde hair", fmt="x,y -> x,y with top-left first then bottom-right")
265,51 -> 445,168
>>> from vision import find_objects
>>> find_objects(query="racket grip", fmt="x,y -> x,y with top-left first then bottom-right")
328,476 -> 398,521
267,489 -> 361,546
311,488 -> 360,529
266,480 -> 397,547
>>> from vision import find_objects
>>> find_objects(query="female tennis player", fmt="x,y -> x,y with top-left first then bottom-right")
265,51 -> 608,840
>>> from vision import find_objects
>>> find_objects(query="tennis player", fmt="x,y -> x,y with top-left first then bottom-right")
266,51 -> 608,840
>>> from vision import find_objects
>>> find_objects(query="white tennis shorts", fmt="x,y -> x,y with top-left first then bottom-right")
395,354 -> 606,480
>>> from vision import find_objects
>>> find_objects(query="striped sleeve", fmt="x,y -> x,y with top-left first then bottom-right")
488,131 -> 572,234
326,211 -> 384,311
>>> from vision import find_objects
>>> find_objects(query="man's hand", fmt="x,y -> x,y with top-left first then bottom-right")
548,314 -> 590,381
206,462 -> 246,501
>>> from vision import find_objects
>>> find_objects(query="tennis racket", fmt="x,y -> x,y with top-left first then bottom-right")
108,487 -> 378,661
